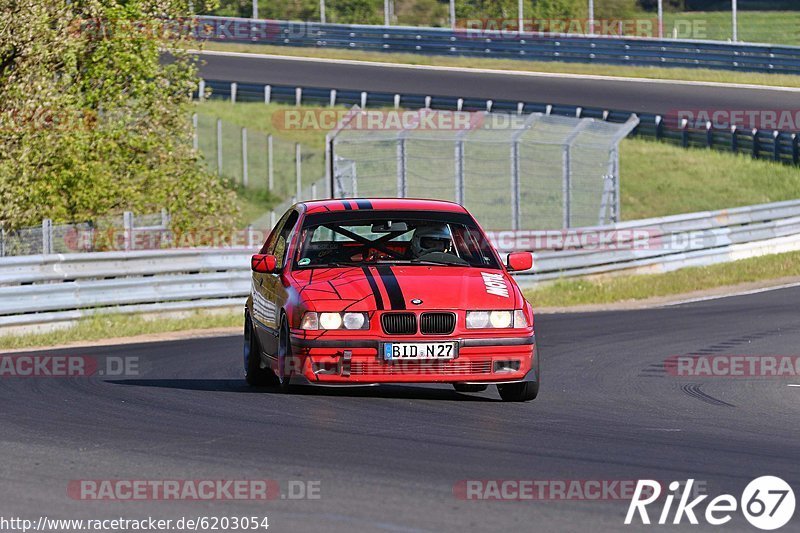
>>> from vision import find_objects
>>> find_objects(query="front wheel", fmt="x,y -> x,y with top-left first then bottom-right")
275,316 -> 293,393
245,314 -> 278,387
497,381 -> 539,402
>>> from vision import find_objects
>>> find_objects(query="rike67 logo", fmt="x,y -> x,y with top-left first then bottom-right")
626,477 -> 795,530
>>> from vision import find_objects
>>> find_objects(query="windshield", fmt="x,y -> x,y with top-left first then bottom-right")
293,211 -> 500,269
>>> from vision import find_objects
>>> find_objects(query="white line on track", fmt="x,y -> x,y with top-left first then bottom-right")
194,49 -> 800,93
789,384 -> 800,387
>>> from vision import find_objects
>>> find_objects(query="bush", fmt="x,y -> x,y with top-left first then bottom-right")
0,0 -> 238,234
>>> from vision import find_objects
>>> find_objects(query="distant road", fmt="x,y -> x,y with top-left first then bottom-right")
197,51 -> 800,115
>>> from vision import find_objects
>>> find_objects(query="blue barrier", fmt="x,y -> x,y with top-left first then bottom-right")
195,16 -> 800,75
199,79 -> 800,166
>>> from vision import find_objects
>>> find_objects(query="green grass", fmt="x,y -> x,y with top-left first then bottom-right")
201,41 -> 800,89
523,249 -> 800,308
0,311 -> 240,351
620,138 -> 800,220
661,10 -> 800,45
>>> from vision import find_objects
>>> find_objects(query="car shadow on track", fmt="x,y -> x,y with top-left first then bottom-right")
105,379 -> 500,401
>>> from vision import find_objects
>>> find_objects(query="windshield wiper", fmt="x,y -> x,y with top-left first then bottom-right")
302,261 -> 362,268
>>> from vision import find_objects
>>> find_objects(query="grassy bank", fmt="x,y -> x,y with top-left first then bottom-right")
523,249 -> 800,308
202,42 -> 800,89
0,312 -> 240,351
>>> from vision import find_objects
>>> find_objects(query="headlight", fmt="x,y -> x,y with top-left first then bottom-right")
466,310 -> 527,329
319,312 -> 343,330
342,312 -> 366,330
489,310 -> 513,328
466,311 -> 490,329
300,312 -> 369,330
300,312 -> 319,330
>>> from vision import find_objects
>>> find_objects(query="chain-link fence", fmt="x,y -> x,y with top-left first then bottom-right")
331,108 -> 638,230
0,211 -> 170,257
193,113 -> 326,202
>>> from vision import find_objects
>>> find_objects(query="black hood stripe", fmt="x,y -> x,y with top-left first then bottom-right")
361,267 -> 384,310
341,201 -> 353,210
376,265 -> 405,310
355,200 -> 373,209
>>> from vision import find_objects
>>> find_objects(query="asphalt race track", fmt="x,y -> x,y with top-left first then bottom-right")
197,52 -> 800,115
1,286 -> 799,532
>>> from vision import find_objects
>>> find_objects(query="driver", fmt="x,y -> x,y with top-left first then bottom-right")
410,224 -> 453,258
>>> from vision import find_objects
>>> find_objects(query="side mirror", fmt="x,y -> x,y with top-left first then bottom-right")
251,254 -> 278,273
506,252 -> 533,272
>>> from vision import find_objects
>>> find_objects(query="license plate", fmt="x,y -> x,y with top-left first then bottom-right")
383,342 -> 457,361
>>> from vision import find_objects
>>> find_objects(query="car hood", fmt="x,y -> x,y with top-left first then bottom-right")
291,265 -> 520,312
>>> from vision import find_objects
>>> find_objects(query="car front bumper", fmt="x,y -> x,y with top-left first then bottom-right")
288,333 -> 538,385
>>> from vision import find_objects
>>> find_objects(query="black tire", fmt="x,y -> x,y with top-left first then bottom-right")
453,383 -> 488,393
275,316 -> 293,393
244,313 -> 278,387
497,381 -> 539,402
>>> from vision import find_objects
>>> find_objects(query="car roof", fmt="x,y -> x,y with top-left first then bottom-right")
301,198 -> 469,215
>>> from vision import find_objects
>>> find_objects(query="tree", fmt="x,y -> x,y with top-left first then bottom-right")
0,0 -> 238,234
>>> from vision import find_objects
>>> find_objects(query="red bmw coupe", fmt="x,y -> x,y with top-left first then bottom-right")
244,198 -> 539,401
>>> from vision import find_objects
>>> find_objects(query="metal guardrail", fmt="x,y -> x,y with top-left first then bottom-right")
3,200 -> 800,330
196,16 -> 800,75
200,80 -> 800,166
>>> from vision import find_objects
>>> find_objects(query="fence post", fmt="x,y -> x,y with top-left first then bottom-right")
216,118 -> 223,174
192,113 -> 198,151
295,87 -> 302,106
198,79 -> 205,102
0,228 -> 4,257
793,133 -> 799,165
270,211 -> 276,230
706,121 -> 713,148
454,136 -> 465,205
325,133 -> 333,198
773,130 -> 781,161
264,84 -> 271,104
41,219 -> 52,255
242,127 -> 249,187
267,134 -> 274,192
752,128 -> 760,158
311,182 -> 318,199
396,131 -> 407,198
731,126 -> 738,154
330,89 -> 337,107
613,148 -> 621,223
681,118 -> 689,148
511,141 -> 521,231
655,115 -> 663,141
123,211 -> 133,252
230,82 -> 237,103
562,144 -> 571,228
295,143 -> 302,201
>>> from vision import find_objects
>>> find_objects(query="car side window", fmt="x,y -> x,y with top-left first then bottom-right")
271,211 -> 300,269
260,210 -> 290,254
